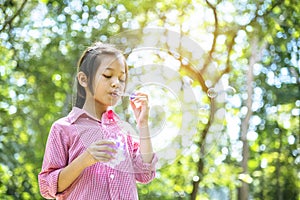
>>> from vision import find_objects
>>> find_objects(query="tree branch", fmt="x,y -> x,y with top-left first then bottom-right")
201,0 -> 219,74
0,0 -> 28,33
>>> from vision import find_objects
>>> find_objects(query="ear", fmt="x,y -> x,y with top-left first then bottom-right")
77,72 -> 88,87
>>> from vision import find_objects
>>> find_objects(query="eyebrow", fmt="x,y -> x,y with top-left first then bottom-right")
104,67 -> 125,74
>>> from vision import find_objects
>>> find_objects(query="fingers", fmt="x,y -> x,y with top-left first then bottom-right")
131,92 -> 148,102
95,140 -> 116,146
87,140 -> 117,163
130,92 -> 149,109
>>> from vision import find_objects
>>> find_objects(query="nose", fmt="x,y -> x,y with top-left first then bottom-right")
111,78 -> 120,88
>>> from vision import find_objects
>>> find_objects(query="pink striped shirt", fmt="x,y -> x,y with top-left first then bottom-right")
38,107 -> 157,200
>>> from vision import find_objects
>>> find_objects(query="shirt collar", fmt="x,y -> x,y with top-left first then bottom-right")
68,107 -> 120,125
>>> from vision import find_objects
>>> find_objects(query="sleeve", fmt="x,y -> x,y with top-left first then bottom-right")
127,135 -> 158,184
38,123 -> 69,199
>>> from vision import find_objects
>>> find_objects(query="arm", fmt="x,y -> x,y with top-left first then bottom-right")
38,124 -> 69,198
38,124 -> 116,197
128,135 -> 158,184
129,92 -> 158,183
58,140 -> 117,192
130,93 -> 154,163
57,151 -> 91,192
137,126 -> 154,163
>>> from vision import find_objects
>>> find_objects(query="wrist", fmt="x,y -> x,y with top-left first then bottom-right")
137,117 -> 148,126
137,124 -> 152,140
137,123 -> 149,130
137,116 -> 148,126
82,150 -> 97,167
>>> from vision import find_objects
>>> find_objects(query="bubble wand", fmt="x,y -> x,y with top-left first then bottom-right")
117,92 -> 146,100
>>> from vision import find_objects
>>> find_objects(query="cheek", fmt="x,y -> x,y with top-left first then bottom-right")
121,83 -> 126,90
94,77 -> 108,87
93,82 -> 106,95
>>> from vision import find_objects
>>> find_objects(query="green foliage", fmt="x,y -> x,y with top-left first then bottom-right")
0,0 -> 299,199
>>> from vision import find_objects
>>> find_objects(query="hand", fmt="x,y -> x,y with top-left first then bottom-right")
86,140 -> 117,165
130,92 -> 149,128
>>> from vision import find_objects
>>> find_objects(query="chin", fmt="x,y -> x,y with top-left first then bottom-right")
108,101 -> 118,107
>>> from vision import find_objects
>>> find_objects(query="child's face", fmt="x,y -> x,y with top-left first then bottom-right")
93,55 -> 127,107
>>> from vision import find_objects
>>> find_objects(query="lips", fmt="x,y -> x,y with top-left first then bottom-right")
111,91 -> 121,97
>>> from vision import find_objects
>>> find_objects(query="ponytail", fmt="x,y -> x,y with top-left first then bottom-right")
75,82 -> 86,108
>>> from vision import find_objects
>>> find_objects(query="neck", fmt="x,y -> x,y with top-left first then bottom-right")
82,97 -> 108,120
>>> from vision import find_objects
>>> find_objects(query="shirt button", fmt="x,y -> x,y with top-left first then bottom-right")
110,174 -> 114,179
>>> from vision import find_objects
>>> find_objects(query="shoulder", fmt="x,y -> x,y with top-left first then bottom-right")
48,115 -> 76,140
51,107 -> 80,130
55,115 -> 72,126
45,116 -> 77,149
51,116 -> 72,130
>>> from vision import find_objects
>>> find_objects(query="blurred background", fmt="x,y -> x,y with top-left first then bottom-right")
0,0 -> 299,199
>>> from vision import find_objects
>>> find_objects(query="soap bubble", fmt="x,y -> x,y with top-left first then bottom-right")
105,28 -> 226,170
207,87 -> 218,98
225,86 -> 236,96
207,86 -> 236,98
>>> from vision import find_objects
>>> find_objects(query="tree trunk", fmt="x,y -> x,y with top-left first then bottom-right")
190,99 -> 216,200
238,38 -> 265,200
275,123 -> 283,200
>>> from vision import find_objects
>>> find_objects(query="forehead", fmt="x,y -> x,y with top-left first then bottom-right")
97,54 -> 126,72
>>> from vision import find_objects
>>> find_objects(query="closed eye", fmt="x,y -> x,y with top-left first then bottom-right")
103,74 -> 126,83
103,74 -> 111,79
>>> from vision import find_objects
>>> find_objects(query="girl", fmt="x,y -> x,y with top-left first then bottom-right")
38,42 -> 157,199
